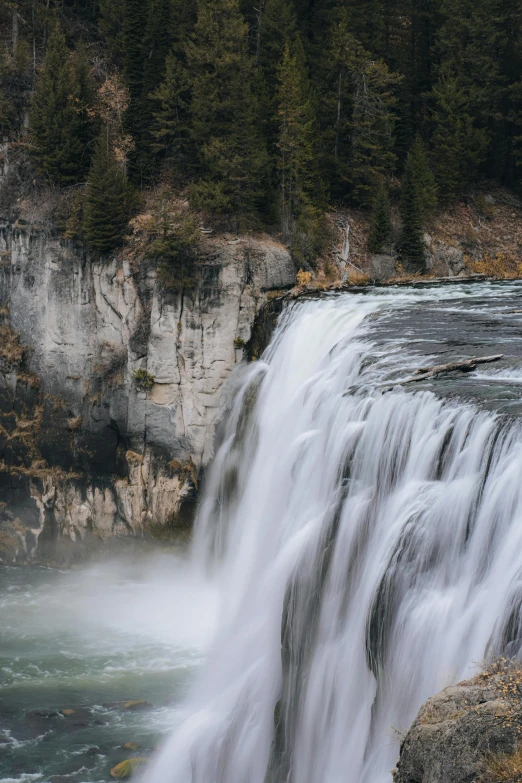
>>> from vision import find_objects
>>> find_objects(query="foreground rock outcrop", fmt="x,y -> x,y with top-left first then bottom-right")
393,665 -> 522,783
0,220 -> 294,564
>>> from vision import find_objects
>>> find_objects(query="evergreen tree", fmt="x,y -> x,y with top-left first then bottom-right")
142,0 -> 173,99
150,50 -> 192,176
145,189 -> 200,291
367,185 -> 392,254
188,0 -> 269,226
407,135 -> 437,220
70,42 -> 97,180
83,136 -> 130,255
318,13 -> 401,205
99,0 -> 126,64
434,0 -> 520,185
400,153 -> 425,271
348,55 -> 400,206
123,0 -> 148,176
171,0 -> 198,45
276,41 -> 323,257
29,23 -> 92,186
258,0 -> 297,90
0,46 -> 14,136
430,72 -> 488,202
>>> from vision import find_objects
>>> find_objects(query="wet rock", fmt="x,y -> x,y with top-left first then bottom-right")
109,757 -> 148,779
85,746 -> 106,757
393,674 -> 518,783
102,700 -> 153,711
122,742 -> 141,752
122,700 -> 153,711
26,709 -> 60,719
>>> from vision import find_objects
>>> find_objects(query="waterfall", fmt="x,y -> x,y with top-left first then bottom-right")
145,285 -> 522,783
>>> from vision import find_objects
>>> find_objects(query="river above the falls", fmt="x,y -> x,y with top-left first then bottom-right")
3,280 -> 522,783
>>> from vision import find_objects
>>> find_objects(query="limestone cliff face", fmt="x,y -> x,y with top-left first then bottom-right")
0,221 -> 293,564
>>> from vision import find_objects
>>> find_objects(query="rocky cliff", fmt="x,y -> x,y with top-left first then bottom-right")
0,219 -> 294,564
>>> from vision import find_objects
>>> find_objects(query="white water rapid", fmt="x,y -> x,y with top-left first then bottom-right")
145,284 -> 522,783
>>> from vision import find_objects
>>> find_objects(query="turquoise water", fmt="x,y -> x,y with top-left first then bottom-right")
0,556 -> 218,783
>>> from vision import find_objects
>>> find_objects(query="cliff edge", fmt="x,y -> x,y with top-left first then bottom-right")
0,216 -> 294,565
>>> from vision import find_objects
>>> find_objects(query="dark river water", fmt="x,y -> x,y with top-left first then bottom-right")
2,280 -> 522,783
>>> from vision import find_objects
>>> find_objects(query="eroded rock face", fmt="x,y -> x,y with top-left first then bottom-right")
393,675 -> 518,783
0,223 -> 293,563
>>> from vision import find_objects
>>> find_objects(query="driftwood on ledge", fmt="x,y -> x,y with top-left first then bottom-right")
402,354 -> 504,384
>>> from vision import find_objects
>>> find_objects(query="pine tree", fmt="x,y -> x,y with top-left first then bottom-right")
145,189 -> 200,291
99,0 -> 126,64
276,41 -> 323,257
188,0 -> 269,227
407,135 -> 437,220
258,0 -> 297,90
70,42 -> 97,180
400,154 -> 425,271
348,55 -> 400,207
83,137 -> 130,255
29,23 -> 92,186
123,0 -> 148,176
150,50 -> 192,175
430,72 -> 488,202
367,185 -> 392,254
319,14 -> 401,206
0,46 -> 14,136
143,0 -> 173,96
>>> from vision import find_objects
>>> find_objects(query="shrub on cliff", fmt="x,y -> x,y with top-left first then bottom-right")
145,191 -> 200,291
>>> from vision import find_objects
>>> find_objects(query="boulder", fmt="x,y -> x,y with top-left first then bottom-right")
393,672 -> 519,783
122,700 -> 153,711
369,254 -> 396,281
122,742 -> 141,752
110,758 -> 148,779
431,241 -> 466,276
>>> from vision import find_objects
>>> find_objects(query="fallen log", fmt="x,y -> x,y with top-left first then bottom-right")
402,354 -> 503,384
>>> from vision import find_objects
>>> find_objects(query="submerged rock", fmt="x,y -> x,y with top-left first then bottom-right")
110,757 -> 148,779
122,742 -> 141,752
122,700 -> 153,711
393,669 -> 520,783
102,699 -> 153,712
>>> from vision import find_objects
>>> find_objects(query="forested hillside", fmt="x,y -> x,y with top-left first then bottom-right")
0,0 -> 521,270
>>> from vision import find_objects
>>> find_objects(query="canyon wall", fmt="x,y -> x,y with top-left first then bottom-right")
0,219 -> 294,564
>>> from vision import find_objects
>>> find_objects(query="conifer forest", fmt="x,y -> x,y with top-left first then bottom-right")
0,0 -> 521,269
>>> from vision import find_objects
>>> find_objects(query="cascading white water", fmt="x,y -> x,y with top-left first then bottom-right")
145,284 -> 522,783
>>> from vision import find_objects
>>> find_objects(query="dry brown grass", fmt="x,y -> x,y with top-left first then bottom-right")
126,450 -> 144,466
477,657 -> 522,733
468,253 -> 522,279
168,457 -> 198,489
0,325 -> 24,366
347,268 -> 370,285
482,747 -> 522,782
66,416 -> 82,431
296,269 -> 313,287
